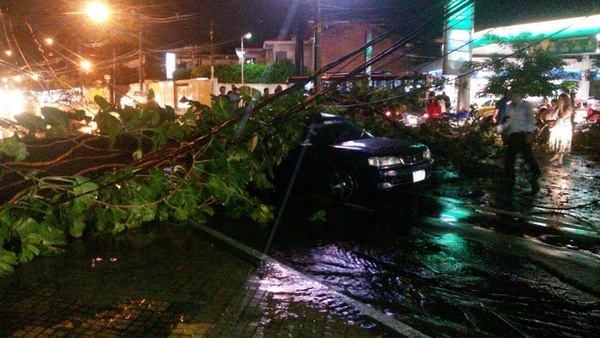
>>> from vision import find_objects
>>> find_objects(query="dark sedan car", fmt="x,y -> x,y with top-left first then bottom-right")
277,113 -> 433,200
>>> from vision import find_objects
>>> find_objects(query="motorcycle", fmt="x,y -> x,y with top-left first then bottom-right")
443,104 -> 478,128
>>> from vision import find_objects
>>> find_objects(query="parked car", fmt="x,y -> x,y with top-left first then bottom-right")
471,98 -> 497,119
383,108 -> 429,127
276,113 -> 434,200
586,99 -> 600,123
120,90 -> 148,108
400,110 -> 429,127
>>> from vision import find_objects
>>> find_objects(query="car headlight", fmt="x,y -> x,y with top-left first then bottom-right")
368,156 -> 402,167
423,148 -> 431,160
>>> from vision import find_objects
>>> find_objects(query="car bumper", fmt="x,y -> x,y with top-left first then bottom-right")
365,160 -> 434,190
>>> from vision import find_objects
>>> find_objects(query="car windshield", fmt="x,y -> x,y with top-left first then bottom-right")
312,117 -> 373,145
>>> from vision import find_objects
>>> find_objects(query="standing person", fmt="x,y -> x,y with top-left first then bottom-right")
442,91 -> 451,112
218,86 -> 229,100
262,87 -> 271,100
547,93 -> 573,166
438,94 -> 447,114
493,92 -> 510,141
426,91 -> 442,119
569,91 -> 577,125
503,89 -> 542,184
538,97 -> 557,146
228,85 -> 240,109
492,92 -> 509,125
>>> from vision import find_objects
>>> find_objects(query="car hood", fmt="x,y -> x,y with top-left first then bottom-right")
332,137 -> 424,155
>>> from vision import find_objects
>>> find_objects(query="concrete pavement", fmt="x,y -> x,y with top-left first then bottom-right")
0,223 -> 404,337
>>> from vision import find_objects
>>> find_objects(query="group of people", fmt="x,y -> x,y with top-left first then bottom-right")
218,85 -> 241,110
218,84 -> 284,110
496,89 -> 573,186
262,85 -> 283,99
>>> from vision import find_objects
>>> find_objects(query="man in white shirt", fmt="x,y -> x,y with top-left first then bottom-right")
503,89 -> 542,185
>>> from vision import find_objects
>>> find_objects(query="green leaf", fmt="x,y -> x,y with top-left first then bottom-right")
199,205 -> 214,217
249,204 -> 274,224
141,106 -> 161,127
93,110 -> 121,136
0,136 -> 29,161
111,221 -> 126,235
41,106 -> 71,136
0,249 -> 18,276
94,95 -> 111,109
173,207 -> 189,220
14,216 -> 38,235
73,176 -> 99,196
310,210 -> 327,222
19,243 -> 41,263
70,219 -> 86,238
118,106 -> 141,124
13,113 -> 46,134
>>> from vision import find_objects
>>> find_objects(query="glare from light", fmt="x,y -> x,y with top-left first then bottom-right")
4,50 -> 12,56
85,2 -> 110,23
45,38 -> 53,45
80,60 -> 92,72
0,90 -> 28,122
243,32 -> 252,39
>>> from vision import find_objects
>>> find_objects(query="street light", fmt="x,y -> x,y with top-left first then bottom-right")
80,60 -> 92,72
84,2 -> 118,101
85,2 -> 110,23
240,32 -> 251,84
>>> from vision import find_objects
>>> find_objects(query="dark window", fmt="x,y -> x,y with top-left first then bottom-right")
275,51 -> 288,61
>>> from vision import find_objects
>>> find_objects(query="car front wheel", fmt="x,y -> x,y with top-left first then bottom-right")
330,170 -> 358,200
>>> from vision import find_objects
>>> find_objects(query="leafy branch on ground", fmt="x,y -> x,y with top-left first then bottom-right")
0,86 -> 315,276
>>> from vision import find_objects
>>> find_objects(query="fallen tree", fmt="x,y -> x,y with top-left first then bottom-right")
0,86 -> 313,276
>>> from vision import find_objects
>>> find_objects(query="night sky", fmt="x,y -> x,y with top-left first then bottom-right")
0,0 -> 597,67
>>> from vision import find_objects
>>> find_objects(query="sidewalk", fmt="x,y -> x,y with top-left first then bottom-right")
0,223 -> 401,337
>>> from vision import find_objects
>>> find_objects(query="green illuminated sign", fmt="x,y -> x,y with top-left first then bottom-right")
547,36 -> 598,55
473,14 -> 600,50
443,0 -> 474,75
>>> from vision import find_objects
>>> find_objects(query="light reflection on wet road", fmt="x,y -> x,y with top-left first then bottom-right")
264,154 -> 600,337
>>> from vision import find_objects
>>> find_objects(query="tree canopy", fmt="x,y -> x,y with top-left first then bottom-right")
462,33 -> 571,97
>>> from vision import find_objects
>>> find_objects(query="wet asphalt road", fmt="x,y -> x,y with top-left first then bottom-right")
222,153 -> 600,337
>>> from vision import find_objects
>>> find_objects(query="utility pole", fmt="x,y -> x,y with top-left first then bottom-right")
112,45 -> 116,103
314,0 -> 322,92
138,13 -> 143,91
210,21 -> 214,80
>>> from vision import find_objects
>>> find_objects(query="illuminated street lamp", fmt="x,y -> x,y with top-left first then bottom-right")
85,2 -> 110,23
83,2 -> 118,101
240,32 -> 251,84
80,60 -> 92,72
